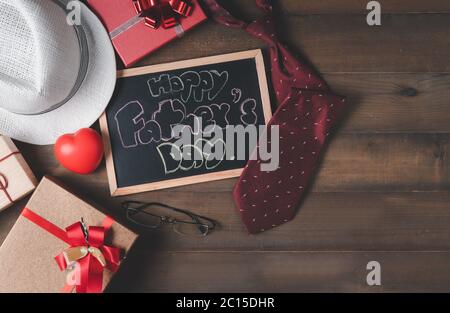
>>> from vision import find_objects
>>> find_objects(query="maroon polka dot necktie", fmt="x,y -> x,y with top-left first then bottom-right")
203,0 -> 347,234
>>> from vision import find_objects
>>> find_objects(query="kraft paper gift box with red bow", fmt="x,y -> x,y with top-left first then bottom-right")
0,176 -> 138,293
0,136 -> 37,212
88,0 -> 207,67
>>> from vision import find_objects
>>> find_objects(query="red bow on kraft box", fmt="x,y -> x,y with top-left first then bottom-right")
0,177 -> 138,293
22,208 -> 121,293
88,0 -> 207,67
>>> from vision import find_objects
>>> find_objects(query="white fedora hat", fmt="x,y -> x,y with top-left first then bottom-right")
0,0 -> 116,145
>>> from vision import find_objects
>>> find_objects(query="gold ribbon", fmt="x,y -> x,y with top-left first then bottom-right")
63,246 -> 107,268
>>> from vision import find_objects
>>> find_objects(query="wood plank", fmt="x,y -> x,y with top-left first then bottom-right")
316,133 -> 450,192
223,0 -> 450,15
3,191 -> 450,252
328,73 -> 450,133
105,192 -> 450,252
1,1 -> 448,294
101,72 -> 450,133
15,133 -> 450,196
107,251 -> 450,292
15,73 -> 450,139
134,14 -> 450,73
95,70 -> 450,194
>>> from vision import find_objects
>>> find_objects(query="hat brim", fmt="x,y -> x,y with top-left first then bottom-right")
0,2 -> 116,145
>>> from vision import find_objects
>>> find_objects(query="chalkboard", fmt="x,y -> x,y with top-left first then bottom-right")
100,50 -> 272,196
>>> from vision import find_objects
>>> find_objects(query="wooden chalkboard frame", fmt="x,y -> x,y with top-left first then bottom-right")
100,49 -> 272,196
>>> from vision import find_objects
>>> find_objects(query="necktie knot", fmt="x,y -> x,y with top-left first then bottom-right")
246,16 -> 278,44
204,0 -> 347,234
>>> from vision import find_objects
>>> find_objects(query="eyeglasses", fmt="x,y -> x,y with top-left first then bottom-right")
122,201 -> 218,237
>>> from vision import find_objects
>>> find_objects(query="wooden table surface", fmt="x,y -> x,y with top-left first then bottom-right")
2,0 -> 450,292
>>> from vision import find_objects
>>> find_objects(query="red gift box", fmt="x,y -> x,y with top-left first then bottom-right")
88,0 -> 207,67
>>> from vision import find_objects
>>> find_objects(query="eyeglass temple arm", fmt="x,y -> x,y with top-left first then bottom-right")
123,201 -> 218,229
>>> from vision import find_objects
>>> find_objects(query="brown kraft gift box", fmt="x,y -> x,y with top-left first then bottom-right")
0,135 -> 37,211
0,176 -> 138,293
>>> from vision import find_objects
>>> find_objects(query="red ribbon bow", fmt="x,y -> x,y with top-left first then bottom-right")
133,0 -> 193,29
54,221 -> 121,293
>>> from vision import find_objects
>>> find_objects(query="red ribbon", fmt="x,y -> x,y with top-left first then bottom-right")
21,207 -> 121,293
133,0 -> 193,29
0,151 -> 20,204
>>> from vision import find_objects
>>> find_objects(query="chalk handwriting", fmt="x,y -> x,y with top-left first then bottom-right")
115,98 -> 240,149
147,70 -> 229,104
138,120 -> 162,145
240,98 -> 258,125
151,99 -> 185,140
231,88 -> 242,103
157,138 -> 226,175
114,100 -> 145,148
113,66 -> 271,175
210,103 -> 230,128
194,70 -> 214,103
208,70 -> 229,101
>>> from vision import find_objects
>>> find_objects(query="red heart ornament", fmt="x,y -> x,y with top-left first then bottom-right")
55,128 -> 104,175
